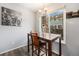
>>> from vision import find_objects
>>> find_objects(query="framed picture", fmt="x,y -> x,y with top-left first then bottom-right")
1,7 -> 22,26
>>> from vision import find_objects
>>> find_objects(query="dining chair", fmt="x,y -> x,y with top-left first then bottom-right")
30,33 -> 47,56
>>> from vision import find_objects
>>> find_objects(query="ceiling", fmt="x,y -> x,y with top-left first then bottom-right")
20,3 -> 64,12
20,3 -> 47,12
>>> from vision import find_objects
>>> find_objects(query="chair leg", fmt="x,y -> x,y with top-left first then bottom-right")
32,45 -> 34,56
38,47 -> 40,56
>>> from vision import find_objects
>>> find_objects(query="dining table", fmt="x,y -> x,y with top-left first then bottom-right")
27,33 -> 62,56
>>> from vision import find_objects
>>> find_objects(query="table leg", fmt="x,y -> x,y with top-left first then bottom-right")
59,37 -> 61,56
32,36 -> 33,56
27,34 -> 30,55
32,45 -> 33,56
48,41 -> 52,56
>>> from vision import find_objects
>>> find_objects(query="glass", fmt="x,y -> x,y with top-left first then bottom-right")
49,9 -> 63,40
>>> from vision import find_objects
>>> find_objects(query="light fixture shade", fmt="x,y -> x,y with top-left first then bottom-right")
44,7 -> 48,11
38,9 -> 42,13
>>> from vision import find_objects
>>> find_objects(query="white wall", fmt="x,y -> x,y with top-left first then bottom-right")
54,3 -> 79,56
0,3 -> 35,54
64,3 -> 79,56
53,3 -> 79,56
35,3 -> 79,56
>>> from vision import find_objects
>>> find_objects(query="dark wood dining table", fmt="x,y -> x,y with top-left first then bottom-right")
27,33 -> 62,56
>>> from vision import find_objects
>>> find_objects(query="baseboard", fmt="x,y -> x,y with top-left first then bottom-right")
0,44 -> 27,54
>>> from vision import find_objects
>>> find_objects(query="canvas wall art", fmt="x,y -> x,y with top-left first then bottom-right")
1,7 -> 22,26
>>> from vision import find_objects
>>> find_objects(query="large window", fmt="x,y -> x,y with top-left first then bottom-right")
40,9 -> 66,44
49,10 -> 64,40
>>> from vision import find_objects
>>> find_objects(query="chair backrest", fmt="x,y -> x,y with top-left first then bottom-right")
31,33 -> 39,48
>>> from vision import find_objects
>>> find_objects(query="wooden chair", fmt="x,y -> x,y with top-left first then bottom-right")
31,33 -> 47,56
